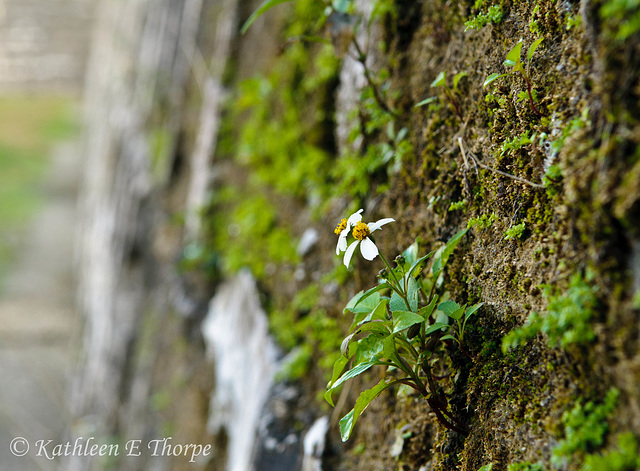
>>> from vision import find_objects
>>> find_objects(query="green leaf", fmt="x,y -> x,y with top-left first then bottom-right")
408,250 -> 436,278
402,241 -> 419,266
393,310 -> 424,333
349,310 -> 369,332
325,355 -> 349,405
354,334 -> 386,365
240,0 -> 293,34
505,39 -> 524,67
350,299 -> 389,332
440,334 -> 458,342
438,299 -> 459,313
527,37 -> 544,62
326,358 -> 381,401
439,300 -> 465,320
453,71 -> 468,92
465,302 -> 484,320
381,333 -> 397,359
389,291 -> 407,312
340,378 -> 393,441
431,70 -> 446,88
344,290 -> 364,313
407,278 -> 419,312
353,283 -> 389,309
451,306 -> 466,320
415,96 -> 438,107
358,320 -> 391,334
483,72 -> 508,87
419,295 -> 438,320
477,464 -> 494,471
346,291 -> 381,314
340,331 -> 357,356
424,322 -> 448,336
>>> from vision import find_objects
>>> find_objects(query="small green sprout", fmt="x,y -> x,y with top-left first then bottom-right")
448,200 -> 467,211
504,222 -> 526,240
483,38 -> 545,116
416,70 -> 467,120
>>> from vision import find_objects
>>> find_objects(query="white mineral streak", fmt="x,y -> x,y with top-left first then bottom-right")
335,0 -> 380,154
202,271 -> 280,471
185,0 -> 237,240
301,416 -> 330,471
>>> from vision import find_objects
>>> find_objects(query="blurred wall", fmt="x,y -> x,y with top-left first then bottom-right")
0,0 -> 96,92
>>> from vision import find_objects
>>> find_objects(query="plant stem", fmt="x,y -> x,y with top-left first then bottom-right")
351,39 -> 399,119
379,253 -> 412,311
523,74 -> 544,116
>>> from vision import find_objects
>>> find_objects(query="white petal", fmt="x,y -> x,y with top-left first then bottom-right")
336,234 -> 348,255
346,209 -> 364,227
343,240 -> 359,267
369,218 -> 395,232
360,237 -> 379,261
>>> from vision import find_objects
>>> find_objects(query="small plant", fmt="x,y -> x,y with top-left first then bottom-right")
502,271 -> 597,351
465,3 -> 503,31
327,210 -> 483,440
449,200 -> 467,211
552,388 -> 619,468
483,38 -> 545,116
468,213 -> 498,230
500,131 -> 534,157
416,71 -> 468,120
504,222 -> 526,240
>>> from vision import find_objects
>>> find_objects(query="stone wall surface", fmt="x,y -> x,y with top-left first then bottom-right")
70,0 -> 640,470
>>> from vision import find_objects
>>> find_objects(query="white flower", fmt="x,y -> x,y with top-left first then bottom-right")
334,210 -> 394,267
334,209 -> 363,255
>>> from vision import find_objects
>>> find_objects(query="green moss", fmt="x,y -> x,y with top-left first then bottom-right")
552,388 -> 620,467
504,222 -> 526,240
600,0 -> 640,40
468,213 -> 498,230
507,462 -> 544,471
270,288 -> 343,381
581,432 -> 640,471
204,190 -> 298,278
502,271 -> 598,351
465,2 -> 503,31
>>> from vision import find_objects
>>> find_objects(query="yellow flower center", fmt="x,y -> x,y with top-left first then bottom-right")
334,218 -> 348,235
352,222 -> 370,241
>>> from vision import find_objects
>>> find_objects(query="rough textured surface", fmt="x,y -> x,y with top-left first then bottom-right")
72,0 -> 640,470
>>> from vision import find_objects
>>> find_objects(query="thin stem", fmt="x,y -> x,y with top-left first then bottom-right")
351,39 -> 399,119
523,73 -> 544,117
444,87 -> 463,121
379,253 -> 412,312
458,137 -> 546,189
396,336 -> 420,362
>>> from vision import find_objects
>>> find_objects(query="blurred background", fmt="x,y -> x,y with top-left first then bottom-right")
0,0 -> 96,469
